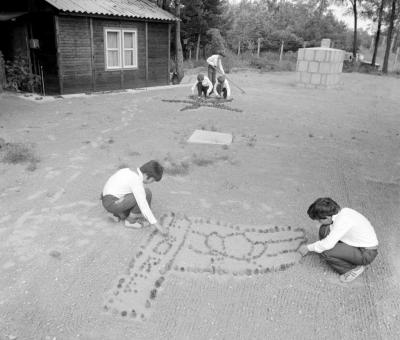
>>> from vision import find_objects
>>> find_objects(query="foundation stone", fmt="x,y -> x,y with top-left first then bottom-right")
296,39 -> 345,88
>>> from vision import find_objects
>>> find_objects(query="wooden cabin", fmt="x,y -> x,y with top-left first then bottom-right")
0,0 -> 177,95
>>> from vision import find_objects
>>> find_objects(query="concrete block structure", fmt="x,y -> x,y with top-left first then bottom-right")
296,46 -> 345,88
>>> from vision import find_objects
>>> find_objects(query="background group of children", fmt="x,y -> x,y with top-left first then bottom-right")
191,52 -> 231,100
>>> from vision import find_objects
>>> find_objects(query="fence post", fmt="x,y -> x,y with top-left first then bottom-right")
394,46 -> 400,68
279,40 -> 284,62
0,51 -> 5,92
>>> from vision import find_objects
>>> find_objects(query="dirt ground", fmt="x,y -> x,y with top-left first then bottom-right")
0,70 -> 399,340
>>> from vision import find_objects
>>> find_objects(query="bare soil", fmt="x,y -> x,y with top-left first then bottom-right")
0,71 -> 399,340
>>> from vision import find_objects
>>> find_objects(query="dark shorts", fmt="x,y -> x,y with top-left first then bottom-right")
319,224 -> 378,274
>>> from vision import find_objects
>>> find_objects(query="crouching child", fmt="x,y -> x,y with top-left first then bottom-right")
191,73 -> 213,98
215,75 -> 231,100
298,197 -> 378,283
101,160 -> 167,235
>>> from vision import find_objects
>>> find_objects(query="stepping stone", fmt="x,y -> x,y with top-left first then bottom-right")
187,130 -> 232,145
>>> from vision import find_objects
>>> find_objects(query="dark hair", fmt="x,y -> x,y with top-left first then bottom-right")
217,75 -> 225,83
140,160 -> 164,182
307,197 -> 341,220
197,73 -> 204,82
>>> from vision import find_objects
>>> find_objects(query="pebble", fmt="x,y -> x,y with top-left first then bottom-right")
49,250 -> 61,258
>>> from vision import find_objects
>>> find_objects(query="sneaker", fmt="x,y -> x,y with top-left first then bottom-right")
126,213 -> 144,223
339,265 -> 365,283
124,220 -> 143,229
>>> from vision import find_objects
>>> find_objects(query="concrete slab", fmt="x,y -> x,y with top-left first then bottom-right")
187,129 -> 233,145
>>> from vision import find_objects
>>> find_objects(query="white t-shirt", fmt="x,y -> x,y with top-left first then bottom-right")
102,168 -> 157,224
191,76 -> 213,96
307,208 -> 378,253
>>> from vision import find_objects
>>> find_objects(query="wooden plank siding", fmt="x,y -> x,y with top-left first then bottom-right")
56,15 -> 170,94
57,16 -> 93,93
147,22 -> 169,86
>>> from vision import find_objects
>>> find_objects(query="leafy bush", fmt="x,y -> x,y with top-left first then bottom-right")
5,55 -> 41,92
249,54 -> 296,72
206,28 -> 226,55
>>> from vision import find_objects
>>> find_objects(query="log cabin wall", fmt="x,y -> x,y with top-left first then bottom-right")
56,15 -> 170,94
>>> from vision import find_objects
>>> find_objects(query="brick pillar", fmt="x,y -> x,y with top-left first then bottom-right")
296,46 -> 345,88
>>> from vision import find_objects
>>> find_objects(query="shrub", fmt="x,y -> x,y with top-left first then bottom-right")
5,55 -> 41,92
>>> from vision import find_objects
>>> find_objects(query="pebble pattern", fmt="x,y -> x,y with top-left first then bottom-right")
162,99 -> 243,112
103,213 -> 305,320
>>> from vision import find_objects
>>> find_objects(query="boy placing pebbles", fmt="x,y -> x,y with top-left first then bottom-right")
298,197 -> 378,283
101,160 -> 167,235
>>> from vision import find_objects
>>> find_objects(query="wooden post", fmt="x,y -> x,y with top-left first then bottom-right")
257,38 -> 261,57
54,15 -> 63,95
279,40 -> 284,62
145,21 -> 149,85
167,23 -> 171,84
89,17 -> 95,92
196,33 -> 200,61
394,46 -> 400,68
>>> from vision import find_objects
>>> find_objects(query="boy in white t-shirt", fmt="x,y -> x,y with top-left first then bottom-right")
298,197 -> 378,282
101,160 -> 166,235
214,75 -> 231,99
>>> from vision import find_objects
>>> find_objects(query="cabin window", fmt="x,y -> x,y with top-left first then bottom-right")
105,29 -> 137,70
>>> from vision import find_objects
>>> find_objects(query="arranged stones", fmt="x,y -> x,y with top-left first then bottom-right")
104,212 -> 305,320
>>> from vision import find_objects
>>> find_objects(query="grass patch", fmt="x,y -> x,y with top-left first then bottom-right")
191,154 -> 215,167
163,154 -> 190,176
1,142 -> 40,170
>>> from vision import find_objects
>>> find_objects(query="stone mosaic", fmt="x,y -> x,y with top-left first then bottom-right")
103,213 -> 305,320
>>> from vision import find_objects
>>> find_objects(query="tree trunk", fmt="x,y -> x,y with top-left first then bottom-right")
352,0 -> 358,60
237,40 -> 241,56
196,33 -> 200,61
174,0 -> 184,82
257,38 -> 261,57
372,0 -> 384,66
383,0 -> 396,73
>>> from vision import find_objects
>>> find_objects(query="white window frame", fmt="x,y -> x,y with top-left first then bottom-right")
105,28 -> 138,70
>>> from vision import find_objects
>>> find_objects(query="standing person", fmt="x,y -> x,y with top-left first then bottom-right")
214,75 -> 231,99
207,52 -> 225,89
191,74 -> 213,98
298,197 -> 378,283
101,160 -> 167,235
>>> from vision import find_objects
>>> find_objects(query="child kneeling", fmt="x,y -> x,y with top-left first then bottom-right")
215,75 -> 231,99
191,74 -> 213,98
298,197 -> 378,283
101,160 -> 167,235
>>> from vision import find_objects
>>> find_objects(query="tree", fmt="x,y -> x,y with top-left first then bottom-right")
150,0 -> 184,82
371,0 -> 387,66
382,0 -> 397,72
174,0 -> 184,82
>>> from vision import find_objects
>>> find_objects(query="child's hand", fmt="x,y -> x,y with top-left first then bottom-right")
297,244 -> 309,256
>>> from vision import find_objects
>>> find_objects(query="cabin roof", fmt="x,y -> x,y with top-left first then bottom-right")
44,0 -> 177,21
